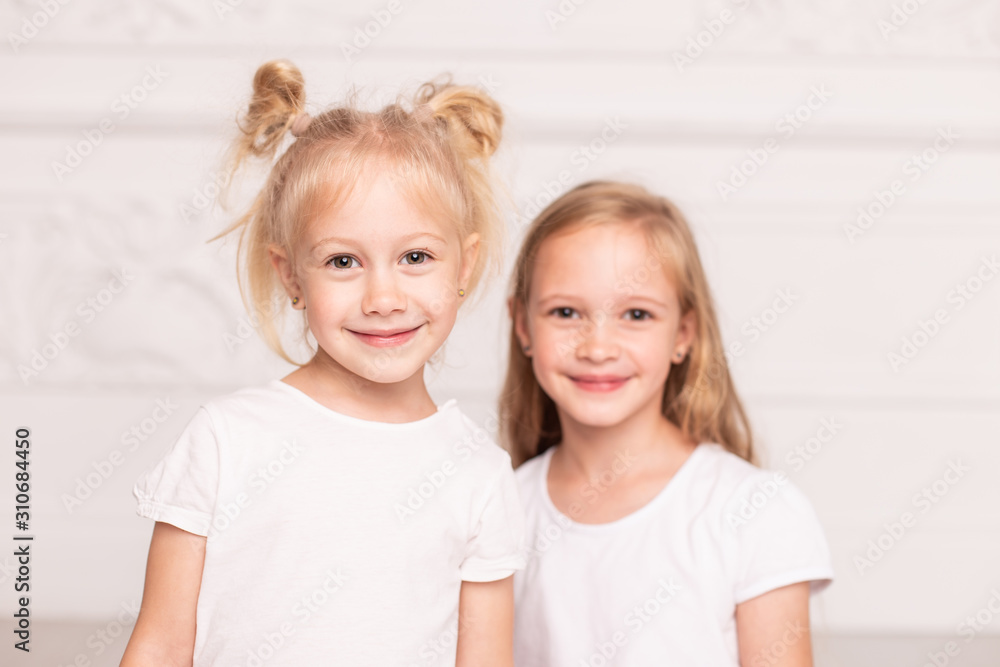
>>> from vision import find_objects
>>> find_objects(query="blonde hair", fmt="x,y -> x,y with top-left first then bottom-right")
209,60 -> 506,365
500,180 -> 755,467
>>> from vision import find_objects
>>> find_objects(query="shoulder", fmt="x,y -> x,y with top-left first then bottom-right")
690,445 -> 835,601
691,442 -> 760,484
512,447 -> 551,509
691,446 -> 829,561
143,381 -> 286,459
188,380 -> 304,440
446,409 -> 525,524
200,380 -> 289,417
684,443 -> 821,526
689,443 -> 780,499
451,409 -> 516,478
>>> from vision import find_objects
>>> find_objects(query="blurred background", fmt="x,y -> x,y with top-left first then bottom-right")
1,0 -> 999,665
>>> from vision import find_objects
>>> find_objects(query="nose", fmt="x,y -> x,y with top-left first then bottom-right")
361,268 -> 406,316
574,319 -> 620,363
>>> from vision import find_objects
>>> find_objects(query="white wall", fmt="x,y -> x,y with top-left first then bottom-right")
1,0 -> 998,651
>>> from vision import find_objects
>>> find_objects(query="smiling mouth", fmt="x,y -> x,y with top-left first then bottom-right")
349,325 -> 423,348
569,375 -> 630,393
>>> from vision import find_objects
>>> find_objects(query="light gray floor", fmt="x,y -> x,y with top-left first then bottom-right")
813,634 -> 1000,667
2,621 -> 999,665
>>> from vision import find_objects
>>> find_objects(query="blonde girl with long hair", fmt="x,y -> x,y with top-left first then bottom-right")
121,60 -> 525,666
502,181 -> 832,666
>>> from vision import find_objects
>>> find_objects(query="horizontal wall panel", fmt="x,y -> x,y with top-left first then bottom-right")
1,57 -> 999,142
1,135 -> 998,210
1,0 -> 997,57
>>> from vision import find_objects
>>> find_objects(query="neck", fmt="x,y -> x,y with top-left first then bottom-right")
554,394 -> 695,481
284,349 -> 436,423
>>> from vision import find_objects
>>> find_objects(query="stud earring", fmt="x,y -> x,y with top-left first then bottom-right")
523,344 -> 531,353
292,296 -> 299,306
458,288 -> 466,297
674,350 -> 685,361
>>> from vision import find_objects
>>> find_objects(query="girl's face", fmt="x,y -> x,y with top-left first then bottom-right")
270,172 -> 479,386
515,222 -> 696,431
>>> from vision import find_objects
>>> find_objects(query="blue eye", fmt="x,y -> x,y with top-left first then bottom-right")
402,251 -> 430,265
328,255 -> 360,269
551,307 -> 577,319
624,309 -> 651,320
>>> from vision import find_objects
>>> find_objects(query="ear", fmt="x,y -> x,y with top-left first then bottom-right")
510,296 -> 532,352
674,308 -> 698,358
268,243 -> 302,301
457,232 -> 481,290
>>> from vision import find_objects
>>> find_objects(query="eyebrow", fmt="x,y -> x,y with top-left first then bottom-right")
536,293 -> 670,309
536,294 -> 580,305
311,231 -> 448,254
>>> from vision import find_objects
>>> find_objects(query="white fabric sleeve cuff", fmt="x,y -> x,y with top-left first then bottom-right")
735,566 -> 835,604
460,451 -> 527,582
134,498 -> 212,537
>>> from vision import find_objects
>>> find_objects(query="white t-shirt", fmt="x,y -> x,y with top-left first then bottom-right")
512,443 -> 833,667
133,379 -> 526,667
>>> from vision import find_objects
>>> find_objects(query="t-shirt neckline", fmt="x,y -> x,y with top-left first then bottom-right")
538,442 -> 708,532
269,379 -> 458,429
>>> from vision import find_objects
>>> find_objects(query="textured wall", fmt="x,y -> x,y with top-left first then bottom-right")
1,0 -> 999,656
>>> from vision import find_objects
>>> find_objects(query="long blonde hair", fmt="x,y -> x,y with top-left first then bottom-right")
500,180 -> 755,467
209,60 -> 506,365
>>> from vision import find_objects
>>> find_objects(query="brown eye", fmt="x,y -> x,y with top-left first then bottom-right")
328,255 -> 359,269
624,309 -> 651,321
402,251 -> 428,265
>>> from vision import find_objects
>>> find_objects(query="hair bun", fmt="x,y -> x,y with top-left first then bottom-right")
239,59 -> 307,161
416,80 -> 503,160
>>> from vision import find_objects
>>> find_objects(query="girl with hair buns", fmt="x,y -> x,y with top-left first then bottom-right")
502,181 -> 833,666
121,60 -> 524,666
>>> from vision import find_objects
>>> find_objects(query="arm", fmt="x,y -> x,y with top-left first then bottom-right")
454,575 -> 515,667
735,582 -> 812,667
120,521 -> 206,667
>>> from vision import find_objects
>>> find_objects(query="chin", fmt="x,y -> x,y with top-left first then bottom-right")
321,349 -> 422,386
559,404 -> 634,429
324,335 -> 436,380
355,362 -> 425,385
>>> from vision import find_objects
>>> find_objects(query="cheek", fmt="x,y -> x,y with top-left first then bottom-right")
531,321 -> 576,365
625,327 -> 675,374
423,277 -> 457,304
302,283 -> 354,323
413,281 -> 462,324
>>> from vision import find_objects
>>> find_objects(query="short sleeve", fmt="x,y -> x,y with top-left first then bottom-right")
133,406 -> 220,537
460,451 -> 527,582
725,471 -> 834,604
